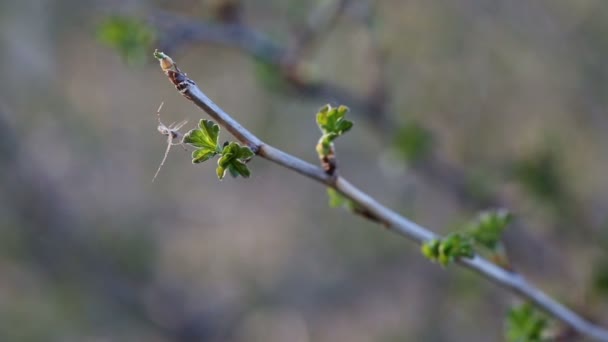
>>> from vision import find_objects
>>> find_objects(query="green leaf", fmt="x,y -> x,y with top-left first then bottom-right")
315,105 -> 352,169
316,104 -> 353,135
236,145 -> 254,160
468,210 -> 512,250
327,188 -> 346,208
191,148 -> 218,163
216,165 -> 227,179
228,165 -> 240,178
97,16 -> 155,65
505,303 -> 548,342
184,119 -> 220,151
218,153 -> 233,169
336,120 -> 354,134
230,160 -> 251,178
183,120 -> 252,180
213,142 -> 252,180
421,233 -> 474,266
421,239 -> 440,259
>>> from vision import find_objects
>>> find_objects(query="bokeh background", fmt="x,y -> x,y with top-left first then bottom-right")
1,0 -> 608,341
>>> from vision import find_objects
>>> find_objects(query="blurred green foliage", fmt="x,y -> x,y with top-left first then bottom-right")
393,121 -> 433,162
592,256 -> 608,297
513,149 -> 564,207
253,61 -> 285,91
97,16 -> 155,65
505,303 -> 548,342
466,210 -> 512,251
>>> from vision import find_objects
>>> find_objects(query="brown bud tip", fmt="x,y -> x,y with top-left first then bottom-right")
153,49 -> 174,72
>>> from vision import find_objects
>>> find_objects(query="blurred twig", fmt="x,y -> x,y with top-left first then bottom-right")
150,9 -> 384,121
284,0 -> 351,63
154,52 -> 608,341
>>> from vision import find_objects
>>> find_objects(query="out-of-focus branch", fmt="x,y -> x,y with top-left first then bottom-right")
150,10 -> 386,124
284,0 -> 350,63
154,52 -> 608,341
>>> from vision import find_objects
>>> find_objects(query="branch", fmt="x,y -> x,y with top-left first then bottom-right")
284,0 -> 350,62
146,9 -> 600,314
150,10 -> 384,122
154,52 -> 608,341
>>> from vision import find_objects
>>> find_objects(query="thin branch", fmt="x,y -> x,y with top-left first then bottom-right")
154,52 -> 608,341
150,10 -> 578,260
149,10 -> 382,120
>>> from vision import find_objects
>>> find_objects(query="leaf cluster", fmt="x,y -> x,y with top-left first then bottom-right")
183,119 -> 254,179
421,209 -> 512,266
315,104 -> 353,157
421,233 -> 474,266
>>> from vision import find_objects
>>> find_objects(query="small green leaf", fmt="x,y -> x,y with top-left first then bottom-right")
327,188 -> 346,208
505,303 -> 548,342
421,233 -> 474,266
230,160 -> 251,178
468,209 -> 512,250
421,240 -> 440,259
216,165 -> 227,179
191,148 -> 218,163
326,188 -> 358,211
237,145 -> 254,160
316,104 -> 353,135
336,120 -> 353,134
97,16 -> 155,65
218,153 -> 232,169
184,119 -> 220,151
212,142 -> 252,179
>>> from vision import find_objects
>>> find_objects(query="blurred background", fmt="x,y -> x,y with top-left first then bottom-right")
1,0 -> 608,341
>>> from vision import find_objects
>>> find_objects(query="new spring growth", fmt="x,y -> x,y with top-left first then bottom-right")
153,49 -> 195,96
506,303 -> 549,342
183,119 -> 254,180
153,49 -> 175,72
315,104 -> 353,175
421,233 -> 475,267
421,209 -> 512,267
